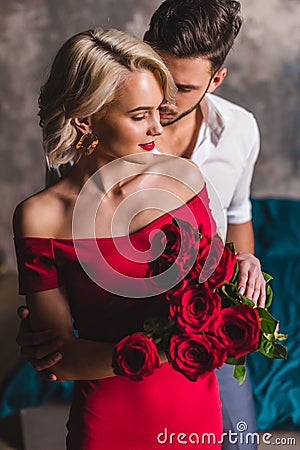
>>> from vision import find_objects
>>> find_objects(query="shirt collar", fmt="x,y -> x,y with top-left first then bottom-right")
200,93 -> 226,142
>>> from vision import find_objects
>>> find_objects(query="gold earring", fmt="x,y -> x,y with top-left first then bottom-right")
76,133 -> 99,156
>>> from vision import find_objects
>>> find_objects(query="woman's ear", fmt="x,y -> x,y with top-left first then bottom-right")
73,117 -> 93,135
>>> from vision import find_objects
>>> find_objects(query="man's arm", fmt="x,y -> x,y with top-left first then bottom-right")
18,287 -> 116,382
17,306 -> 63,380
226,220 -> 254,254
226,220 -> 266,307
224,113 -> 266,305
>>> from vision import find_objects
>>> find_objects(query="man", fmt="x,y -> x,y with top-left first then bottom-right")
143,4 -> 262,448
17,1 -> 264,449
147,1 -> 264,276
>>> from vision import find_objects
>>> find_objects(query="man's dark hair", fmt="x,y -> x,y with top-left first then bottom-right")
144,0 -> 242,73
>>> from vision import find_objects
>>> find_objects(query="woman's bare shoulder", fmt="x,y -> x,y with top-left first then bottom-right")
149,154 -> 204,198
13,187 -> 65,238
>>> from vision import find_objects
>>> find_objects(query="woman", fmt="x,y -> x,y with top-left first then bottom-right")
13,28 -> 222,449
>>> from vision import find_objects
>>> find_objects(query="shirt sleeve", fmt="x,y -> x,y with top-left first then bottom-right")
14,238 -> 62,295
227,115 -> 260,224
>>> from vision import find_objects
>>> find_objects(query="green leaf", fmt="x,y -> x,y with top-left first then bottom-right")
225,241 -> 236,254
172,216 -> 202,241
265,284 -> 273,309
263,332 -> 288,342
274,332 -> 288,341
161,320 -> 176,331
262,271 -> 273,284
259,335 -> 288,359
233,365 -> 246,385
220,283 -> 239,303
219,281 -> 257,308
143,317 -> 175,338
237,294 -> 255,307
143,317 -> 163,334
221,297 -> 238,308
258,272 -> 274,309
226,355 -> 246,366
263,333 -> 274,342
256,307 -> 278,333
230,261 -> 240,285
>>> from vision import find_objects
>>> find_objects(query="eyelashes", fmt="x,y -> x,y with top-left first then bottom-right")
131,114 -> 148,121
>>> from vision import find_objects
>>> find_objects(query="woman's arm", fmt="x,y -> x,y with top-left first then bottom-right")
13,197 -> 116,381
26,287 -> 115,381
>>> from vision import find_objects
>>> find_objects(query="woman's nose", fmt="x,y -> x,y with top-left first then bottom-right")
147,114 -> 163,137
147,119 -> 163,136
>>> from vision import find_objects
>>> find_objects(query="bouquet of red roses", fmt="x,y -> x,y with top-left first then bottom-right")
112,218 -> 287,384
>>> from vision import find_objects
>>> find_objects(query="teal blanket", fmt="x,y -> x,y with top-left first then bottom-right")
248,198 -> 300,430
1,198 -> 300,430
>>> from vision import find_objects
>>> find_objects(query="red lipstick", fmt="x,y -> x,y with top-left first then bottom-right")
138,141 -> 155,151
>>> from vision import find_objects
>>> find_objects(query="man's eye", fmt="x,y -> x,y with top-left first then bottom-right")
177,87 -> 192,93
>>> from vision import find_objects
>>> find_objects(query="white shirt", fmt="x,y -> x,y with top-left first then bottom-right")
155,93 -> 260,239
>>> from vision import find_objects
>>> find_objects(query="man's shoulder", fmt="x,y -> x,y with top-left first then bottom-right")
201,94 -> 260,162
207,93 -> 258,126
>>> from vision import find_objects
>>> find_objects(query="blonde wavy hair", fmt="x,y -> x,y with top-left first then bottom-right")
38,28 -> 176,169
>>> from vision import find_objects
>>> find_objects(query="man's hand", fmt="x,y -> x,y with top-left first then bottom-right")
16,306 -> 63,381
236,252 -> 266,307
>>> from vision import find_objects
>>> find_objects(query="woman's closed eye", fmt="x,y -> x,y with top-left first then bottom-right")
131,112 -> 149,121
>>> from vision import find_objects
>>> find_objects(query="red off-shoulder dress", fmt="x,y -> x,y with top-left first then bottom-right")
14,186 -> 222,449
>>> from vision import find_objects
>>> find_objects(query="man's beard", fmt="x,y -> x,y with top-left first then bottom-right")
160,74 -> 214,127
160,101 -> 200,127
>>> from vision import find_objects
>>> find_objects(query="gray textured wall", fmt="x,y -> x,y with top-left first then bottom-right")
0,0 -> 299,268
218,0 -> 300,199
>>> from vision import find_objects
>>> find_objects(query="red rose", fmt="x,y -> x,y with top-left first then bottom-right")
217,305 -> 260,358
173,219 -> 199,271
169,282 -> 222,333
145,254 -> 184,290
190,235 -> 236,289
150,220 -> 198,270
205,245 -> 236,289
169,333 -> 227,381
190,235 -> 223,281
145,219 -> 202,292
165,277 -> 189,302
112,333 -> 161,381
150,223 -> 182,258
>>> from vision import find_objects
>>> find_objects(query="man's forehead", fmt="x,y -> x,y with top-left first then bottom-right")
159,52 -> 212,81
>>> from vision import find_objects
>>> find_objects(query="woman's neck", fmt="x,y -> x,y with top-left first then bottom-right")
65,151 -> 155,195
